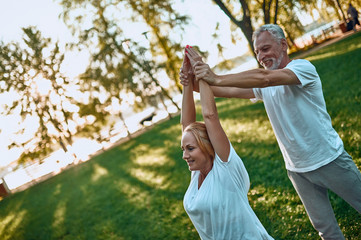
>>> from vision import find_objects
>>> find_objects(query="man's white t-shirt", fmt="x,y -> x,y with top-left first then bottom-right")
183,142 -> 273,240
252,59 -> 344,172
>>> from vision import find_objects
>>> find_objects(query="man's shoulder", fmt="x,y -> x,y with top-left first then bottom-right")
289,58 -> 310,64
285,59 -> 313,69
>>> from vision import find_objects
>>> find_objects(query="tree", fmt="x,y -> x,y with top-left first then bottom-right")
211,0 -> 307,57
0,27 -> 88,164
212,0 -> 255,55
213,0 -> 360,57
275,1 -> 305,50
334,0 -> 347,22
58,0 -> 189,96
56,0 -> 188,132
126,0 -> 190,93
321,0 -> 361,23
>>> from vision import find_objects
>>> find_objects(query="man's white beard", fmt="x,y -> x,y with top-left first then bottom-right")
264,52 -> 284,70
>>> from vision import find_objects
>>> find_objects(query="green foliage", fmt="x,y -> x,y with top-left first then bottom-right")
0,31 -> 360,240
58,0 -> 188,111
0,27 -> 112,164
212,0 -> 305,50
0,27 -> 78,164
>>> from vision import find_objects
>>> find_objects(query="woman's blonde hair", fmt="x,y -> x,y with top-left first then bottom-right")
183,122 -> 215,160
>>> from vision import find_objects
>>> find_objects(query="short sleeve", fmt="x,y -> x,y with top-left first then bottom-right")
285,59 -> 319,88
214,142 -> 250,194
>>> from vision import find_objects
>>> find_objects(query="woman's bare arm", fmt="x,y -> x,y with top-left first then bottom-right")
199,80 -> 230,162
180,76 -> 196,132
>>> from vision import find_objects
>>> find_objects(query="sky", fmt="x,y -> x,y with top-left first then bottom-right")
0,0 -> 73,42
0,0 -> 252,167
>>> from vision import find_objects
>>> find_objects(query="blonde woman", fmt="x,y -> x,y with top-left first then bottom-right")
180,46 -> 273,240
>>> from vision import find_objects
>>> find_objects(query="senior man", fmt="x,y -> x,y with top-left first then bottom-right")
182,24 -> 361,240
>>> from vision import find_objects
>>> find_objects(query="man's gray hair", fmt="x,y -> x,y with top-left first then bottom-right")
252,24 -> 286,43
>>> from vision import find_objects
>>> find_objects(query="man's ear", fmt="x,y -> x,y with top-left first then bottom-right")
281,38 -> 288,51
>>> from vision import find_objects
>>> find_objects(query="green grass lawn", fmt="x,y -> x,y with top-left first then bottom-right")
1,31 -> 360,240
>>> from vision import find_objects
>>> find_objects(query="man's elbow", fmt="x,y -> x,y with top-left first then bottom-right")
253,69 -> 271,88
261,69 -> 272,87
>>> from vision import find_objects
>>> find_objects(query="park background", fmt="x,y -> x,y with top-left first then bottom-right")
0,0 -> 361,239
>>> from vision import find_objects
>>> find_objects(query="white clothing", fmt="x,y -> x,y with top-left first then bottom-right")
183,142 -> 273,240
252,59 -> 344,172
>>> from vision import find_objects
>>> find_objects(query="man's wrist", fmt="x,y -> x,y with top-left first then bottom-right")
214,75 -> 222,86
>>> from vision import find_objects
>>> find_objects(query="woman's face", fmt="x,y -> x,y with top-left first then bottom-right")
181,131 -> 211,172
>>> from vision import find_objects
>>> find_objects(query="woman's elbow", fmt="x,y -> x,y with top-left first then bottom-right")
202,111 -> 218,121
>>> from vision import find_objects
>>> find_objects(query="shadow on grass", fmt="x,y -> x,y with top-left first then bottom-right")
0,132 -> 197,240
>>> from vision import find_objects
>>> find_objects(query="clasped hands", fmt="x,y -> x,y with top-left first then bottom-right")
179,45 -> 218,88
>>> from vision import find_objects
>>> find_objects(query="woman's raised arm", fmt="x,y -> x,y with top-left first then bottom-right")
199,80 -> 230,162
180,52 -> 196,132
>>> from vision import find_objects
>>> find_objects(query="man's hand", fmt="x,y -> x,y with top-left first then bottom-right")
185,47 -> 218,85
192,61 -> 219,85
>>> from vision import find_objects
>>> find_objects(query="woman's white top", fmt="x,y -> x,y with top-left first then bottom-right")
183,142 -> 273,240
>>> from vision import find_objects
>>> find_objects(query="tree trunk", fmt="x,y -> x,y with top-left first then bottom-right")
335,0 -> 347,22
213,0 -> 255,54
274,0 -> 279,24
263,0 -> 271,24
